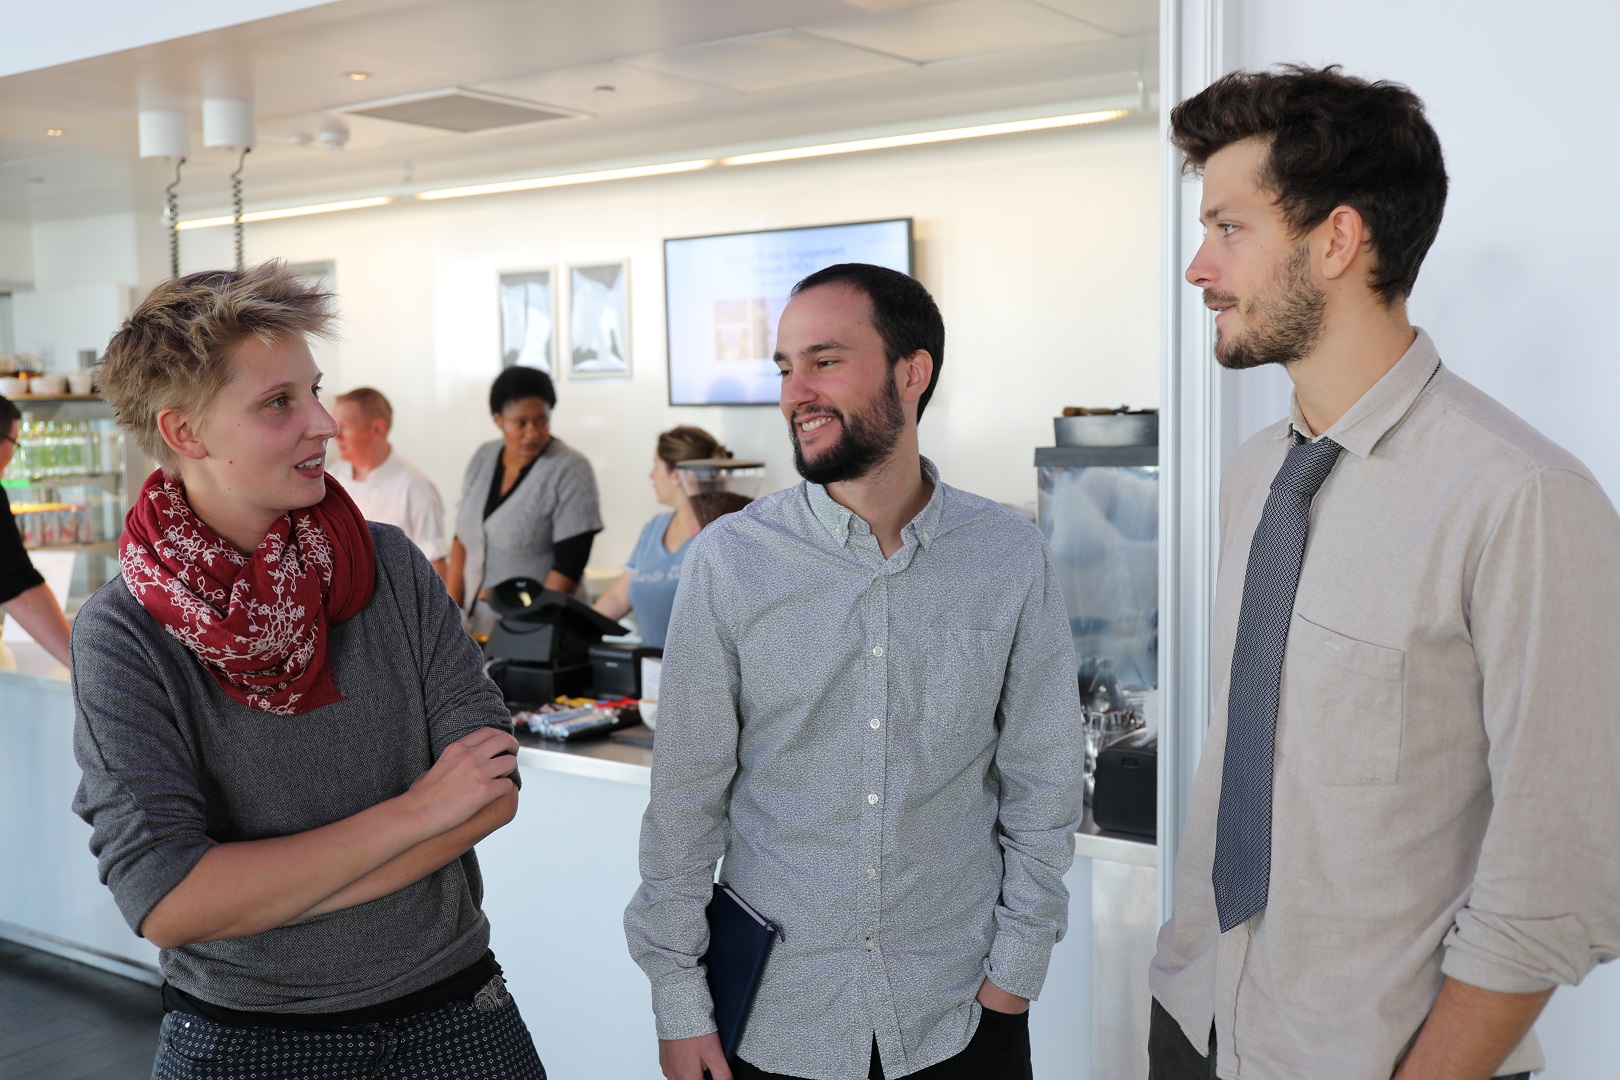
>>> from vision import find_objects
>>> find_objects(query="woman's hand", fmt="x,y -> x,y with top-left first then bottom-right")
594,569 -> 633,621
404,727 -> 519,836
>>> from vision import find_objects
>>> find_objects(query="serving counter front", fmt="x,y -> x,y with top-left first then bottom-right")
0,653 -> 1149,1079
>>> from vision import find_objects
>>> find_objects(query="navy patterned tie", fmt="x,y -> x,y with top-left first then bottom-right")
1213,433 -> 1343,933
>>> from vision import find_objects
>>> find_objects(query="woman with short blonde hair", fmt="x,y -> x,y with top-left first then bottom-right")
75,262 -> 545,1077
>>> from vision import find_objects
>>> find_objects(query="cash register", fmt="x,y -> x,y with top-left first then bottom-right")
482,577 -> 652,706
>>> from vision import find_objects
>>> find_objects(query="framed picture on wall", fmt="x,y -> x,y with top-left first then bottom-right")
566,261 -> 631,378
499,268 -> 557,373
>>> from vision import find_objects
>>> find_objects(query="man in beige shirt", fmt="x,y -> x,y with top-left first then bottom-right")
1149,66 -> 1620,1079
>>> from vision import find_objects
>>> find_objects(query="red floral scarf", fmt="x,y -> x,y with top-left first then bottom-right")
119,469 -> 377,716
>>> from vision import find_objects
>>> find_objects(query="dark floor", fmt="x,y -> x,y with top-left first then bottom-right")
0,939 -> 161,1080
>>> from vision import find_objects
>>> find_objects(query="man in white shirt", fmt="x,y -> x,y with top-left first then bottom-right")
330,387 -> 450,587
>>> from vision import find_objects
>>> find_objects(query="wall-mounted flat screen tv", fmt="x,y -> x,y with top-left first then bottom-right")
664,218 -> 913,406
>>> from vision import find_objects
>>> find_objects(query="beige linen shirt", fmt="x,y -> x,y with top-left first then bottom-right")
1150,330 -> 1620,1078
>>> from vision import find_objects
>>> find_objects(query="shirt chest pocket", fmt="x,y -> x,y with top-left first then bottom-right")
920,628 -> 1009,739
1283,614 -> 1405,786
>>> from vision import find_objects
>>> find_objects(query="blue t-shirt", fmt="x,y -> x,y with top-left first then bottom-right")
626,511 -> 694,649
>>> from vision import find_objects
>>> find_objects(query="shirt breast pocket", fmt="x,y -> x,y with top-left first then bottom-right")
921,628 -> 1009,739
1285,614 -> 1405,786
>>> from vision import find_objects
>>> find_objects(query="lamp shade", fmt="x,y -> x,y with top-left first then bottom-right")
138,110 -> 190,159
202,98 -> 256,150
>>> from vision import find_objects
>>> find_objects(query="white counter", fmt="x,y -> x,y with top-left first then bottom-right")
0,663 -> 1118,1078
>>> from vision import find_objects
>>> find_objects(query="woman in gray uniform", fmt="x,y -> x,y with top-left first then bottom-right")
71,263 -> 545,1078
449,366 -> 602,635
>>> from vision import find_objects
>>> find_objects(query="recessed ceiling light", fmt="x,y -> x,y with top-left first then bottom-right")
345,71 -> 371,82
45,128 -> 64,137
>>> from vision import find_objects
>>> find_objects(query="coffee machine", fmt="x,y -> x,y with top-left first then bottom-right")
1035,408 -> 1158,813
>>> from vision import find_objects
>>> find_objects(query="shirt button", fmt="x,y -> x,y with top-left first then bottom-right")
864,937 -> 875,951
867,867 -> 877,879
871,646 -> 884,658
869,718 -> 881,730
868,792 -> 879,805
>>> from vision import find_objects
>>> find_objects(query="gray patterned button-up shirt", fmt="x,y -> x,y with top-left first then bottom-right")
624,458 -> 1084,1080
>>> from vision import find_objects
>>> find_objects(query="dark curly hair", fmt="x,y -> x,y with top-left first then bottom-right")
1170,64 -> 1448,303
791,263 -> 943,422
490,365 -> 556,415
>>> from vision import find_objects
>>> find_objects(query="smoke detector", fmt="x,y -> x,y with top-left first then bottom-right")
317,115 -> 350,152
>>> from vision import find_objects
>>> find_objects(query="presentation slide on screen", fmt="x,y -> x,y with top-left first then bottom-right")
664,219 -> 911,406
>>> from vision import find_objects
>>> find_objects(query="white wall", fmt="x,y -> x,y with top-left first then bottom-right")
173,122 -> 1162,566
10,282 -> 129,372
1219,2 -> 1620,1074
30,212 -> 139,291
0,220 -> 32,286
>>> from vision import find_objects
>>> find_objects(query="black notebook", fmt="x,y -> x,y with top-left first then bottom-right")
703,882 -> 779,1059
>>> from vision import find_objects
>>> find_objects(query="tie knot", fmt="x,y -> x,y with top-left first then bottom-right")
1273,435 -> 1342,495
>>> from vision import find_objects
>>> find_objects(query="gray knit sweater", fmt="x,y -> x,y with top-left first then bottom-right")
71,523 -> 516,1013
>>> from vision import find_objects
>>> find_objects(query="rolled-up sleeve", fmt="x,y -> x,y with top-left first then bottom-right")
984,544 -> 1086,1000
1442,467 -> 1620,992
623,535 -> 740,1039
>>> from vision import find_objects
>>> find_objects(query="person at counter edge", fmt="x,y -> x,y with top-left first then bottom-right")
1147,66 -> 1620,1080
69,262 -> 545,1076
592,424 -> 725,650
0,394 -> 73,668
450,365 -> 602,633
625,263 -> 1085,1080
330,385 -> 452,589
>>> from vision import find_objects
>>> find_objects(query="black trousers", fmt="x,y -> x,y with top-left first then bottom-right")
1148,998 -> 1530,1080
732,1007 -> 1032,1080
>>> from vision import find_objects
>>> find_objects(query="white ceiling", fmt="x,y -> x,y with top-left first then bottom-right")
0,0 -> 1157,224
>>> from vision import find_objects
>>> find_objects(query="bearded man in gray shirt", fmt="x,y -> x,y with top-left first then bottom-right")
1149,66 -> 1620,1080
625,263 -> 1085,1080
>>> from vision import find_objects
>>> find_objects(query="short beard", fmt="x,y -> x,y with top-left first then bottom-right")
1213,242 -> 1326,371
790,365 -> 905,486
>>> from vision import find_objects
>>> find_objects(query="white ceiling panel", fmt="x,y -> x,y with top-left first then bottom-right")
805,0 -> 1112,63
1025,0 -> 1156,35
622,30 -> 914,93
0,0 -> 1157,223
481,62 -> 736,116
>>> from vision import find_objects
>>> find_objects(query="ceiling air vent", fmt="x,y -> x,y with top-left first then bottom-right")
338,88 -> 585,133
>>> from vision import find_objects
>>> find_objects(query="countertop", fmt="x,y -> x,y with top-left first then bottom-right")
0,642 -> 70,691
514,724 -> 1157,865
515,725 -> 653,787
0,653 -> 1159,868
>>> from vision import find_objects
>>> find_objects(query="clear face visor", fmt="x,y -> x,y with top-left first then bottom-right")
674,458 -> 766,499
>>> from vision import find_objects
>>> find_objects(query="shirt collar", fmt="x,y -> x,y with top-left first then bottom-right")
804,456 -> 945,550
1282,327 -> 1442,459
